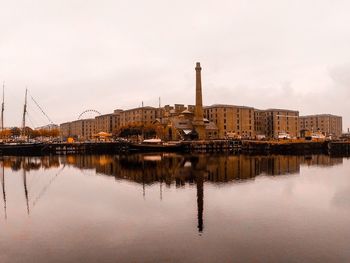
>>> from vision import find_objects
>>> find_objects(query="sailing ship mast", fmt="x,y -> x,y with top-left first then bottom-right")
21,88 -> 28,138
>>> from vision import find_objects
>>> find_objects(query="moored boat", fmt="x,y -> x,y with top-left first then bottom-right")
0,142 -> 44,155
129,139 -> 183,152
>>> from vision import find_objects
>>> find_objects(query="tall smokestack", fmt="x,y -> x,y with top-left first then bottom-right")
194,62 -> 203,120
193,62 -> 205,140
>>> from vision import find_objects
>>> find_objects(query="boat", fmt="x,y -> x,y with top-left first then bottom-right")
0,88 -> 46,155
311,132 -> 326,140
0,142 -> 44,155
142,138 -> 162,144
277,132 -> 291,139
129,139 -> 183,152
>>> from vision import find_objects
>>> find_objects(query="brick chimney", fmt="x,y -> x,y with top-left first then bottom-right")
192,62 -> 205,140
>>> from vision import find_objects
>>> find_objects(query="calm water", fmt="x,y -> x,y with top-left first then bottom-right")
0,154 -> 350,263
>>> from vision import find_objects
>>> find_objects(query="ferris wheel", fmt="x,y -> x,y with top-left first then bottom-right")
77,109 -> 101,120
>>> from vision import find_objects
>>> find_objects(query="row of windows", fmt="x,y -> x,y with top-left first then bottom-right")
223,125 -> 253,130
205,109 -> 253,114
205,114 -> 253,120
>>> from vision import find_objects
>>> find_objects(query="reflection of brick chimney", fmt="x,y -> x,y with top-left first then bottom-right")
193,62 -> 205,139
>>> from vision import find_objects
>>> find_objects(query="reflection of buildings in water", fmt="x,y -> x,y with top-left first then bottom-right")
62,154 -> 206,232
61,154 -> 343,234
300,155 -> 343,167
0,154 -> 345,232
63,155 -> 98,170
2,156 -> 60,171
0,154 -> 338,200
65,154 -> 195,186
0,154 -> 343,186
61,154 -> 344,186
257,155 -> 301,176
205,155 -> 301,182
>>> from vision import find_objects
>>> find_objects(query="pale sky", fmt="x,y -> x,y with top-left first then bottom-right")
0,0 -> 349,130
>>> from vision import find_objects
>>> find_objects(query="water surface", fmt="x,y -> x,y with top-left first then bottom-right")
0,154 -> 350,263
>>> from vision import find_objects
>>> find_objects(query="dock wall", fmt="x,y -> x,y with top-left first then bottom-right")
0,140 -> 349,156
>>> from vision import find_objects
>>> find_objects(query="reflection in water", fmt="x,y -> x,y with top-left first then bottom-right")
0,156 -> 62,219
0,154 -> 344,233
31,165 -> 65,208
0,165 -> 6,219
23,169 -> 29,215
188,156 -> 206,233
61,154 -> 343,185
196,167 -> 204,233
0,154 -> 349,263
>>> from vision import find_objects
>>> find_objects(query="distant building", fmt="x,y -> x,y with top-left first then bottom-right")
255,109 -> 299,139
163,104 -> 194,118
60,122 -> 71,138
254,109 -> 266,137
204,104 -> 255,138
60,118 -> 95,140
35,124 -> 59,130
299,114 -> 342,138
119,106 -> 158,127
59,63 -> 345,142
95,112 -> 121,134
164,109 -> 219,140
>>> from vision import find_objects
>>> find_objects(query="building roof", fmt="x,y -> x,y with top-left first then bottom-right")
70,118 -> 95,124
122,106 -> 156,112
181,109 -> 192,114
204,104 -> 254,109
300,114 -> 342,118
95,113 -> 119,118
263,108 -> 299,113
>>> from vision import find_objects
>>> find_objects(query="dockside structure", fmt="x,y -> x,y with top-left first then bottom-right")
299,114 -> 342,138
119,106 -> 159,127
204,104 -> 255,138
255,109 -> 299,138
95,110 -> 121,135
61,106 -> 344,140
60,119 -> 96,140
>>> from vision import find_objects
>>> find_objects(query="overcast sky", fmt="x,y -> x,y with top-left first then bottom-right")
0,0 -> 349,130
